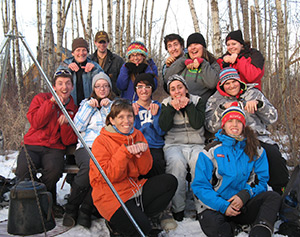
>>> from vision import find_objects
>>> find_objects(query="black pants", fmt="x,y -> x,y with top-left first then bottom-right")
199,191 -> 281,237
109,174 -> 177,236
260,142 -> 289,194
16,145 -> 65,204
140,148 -> 166,179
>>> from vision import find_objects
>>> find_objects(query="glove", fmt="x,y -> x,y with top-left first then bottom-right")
125,62 -> 137,74
136,63 -> 148,73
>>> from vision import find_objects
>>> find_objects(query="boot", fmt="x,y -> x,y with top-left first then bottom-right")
159,210 -> 177,231
62,183 -> 89,227
77,188 -> 93,228
77,209 -> 91,228
249,222 -> 272,237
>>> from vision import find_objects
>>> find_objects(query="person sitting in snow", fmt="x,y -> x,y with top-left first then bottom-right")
15,69 -> 78,218
192,103 -> 281,236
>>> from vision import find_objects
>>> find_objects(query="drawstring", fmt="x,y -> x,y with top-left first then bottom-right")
128,178 -> 144,212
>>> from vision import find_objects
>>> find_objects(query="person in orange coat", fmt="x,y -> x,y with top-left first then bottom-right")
90,99 -> 177,236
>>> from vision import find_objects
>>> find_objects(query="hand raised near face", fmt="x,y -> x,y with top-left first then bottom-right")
244,100 -> 258,114
84,62 -> 95,72
223,53 -> 238,64
68,62 -> 80,72
126,142 -> 148,158
166,56 -> 177,67
88,98 -> 99,108
132,103 -> 140,116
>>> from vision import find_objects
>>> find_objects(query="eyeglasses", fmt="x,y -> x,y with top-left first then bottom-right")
136,85 -> 152,90
54,69 -> 72,78
99,40 -> 107,44
130,53 -> 143,58
94,84 -> 110,90
112,99 -> 132,106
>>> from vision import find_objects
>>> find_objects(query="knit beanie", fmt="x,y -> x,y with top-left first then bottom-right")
225,30 -> 244,45
221,102 -> 246,128
219,67 -> 247,91
92,72 -> 112,89
167,74 -> 189,93
126,41 -> 148,59
72,37 -> 89,52
187,33 -> 207,48
134,73 -> 156,92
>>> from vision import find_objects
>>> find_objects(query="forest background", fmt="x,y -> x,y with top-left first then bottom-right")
0,0 -> 299,167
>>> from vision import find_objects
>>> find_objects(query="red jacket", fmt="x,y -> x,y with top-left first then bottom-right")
217,48 -> 264,90
90,125 -> 153,221
23,92 -> 78,149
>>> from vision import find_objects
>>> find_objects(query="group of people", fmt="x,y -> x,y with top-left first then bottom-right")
15,29 -> 289,237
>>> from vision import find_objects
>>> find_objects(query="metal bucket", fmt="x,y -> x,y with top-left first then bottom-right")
7,180 -> 56,235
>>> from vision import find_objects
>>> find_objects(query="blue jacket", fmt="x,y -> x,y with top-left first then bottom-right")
117,59 -> 158,101
133,100 -> 165,148
58,57 -> 103,105
191,130 -> 269,214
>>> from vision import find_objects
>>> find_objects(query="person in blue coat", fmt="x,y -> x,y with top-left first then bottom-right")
117,41 -> 158,101
132,73 -> 165,178
192,103 -> 281,237
57,37 -> 103,106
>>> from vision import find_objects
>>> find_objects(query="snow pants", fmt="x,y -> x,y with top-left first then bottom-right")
198,191 -> 281,237
16,145 -> 65,204
260,142 -> 289,194
108,174 -> 177,236
163,144 -> 204,213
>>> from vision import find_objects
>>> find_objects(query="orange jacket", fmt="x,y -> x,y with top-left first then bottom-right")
90,125 -> 153,221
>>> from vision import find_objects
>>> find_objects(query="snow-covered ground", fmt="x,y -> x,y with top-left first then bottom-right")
0,151 -> 285,236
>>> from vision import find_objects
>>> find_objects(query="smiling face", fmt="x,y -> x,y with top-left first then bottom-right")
226,39 -> 243,55
129,53 -> 145,65
109,110 -> 134,134
187,43 -> 203,60
53,77 -> 74,103
136,82 -> 152,102
222,79 -> 241,96
72,47 -> 88,63
223,119 -> 244,136
167,39 -> 184,59
94,79 -> 110,99
169,80 -> 188,100
95,40 -> 108,54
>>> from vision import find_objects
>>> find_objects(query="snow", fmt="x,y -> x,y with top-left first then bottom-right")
0,152 -> 285,236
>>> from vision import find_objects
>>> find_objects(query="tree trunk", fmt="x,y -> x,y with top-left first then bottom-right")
240,0 -> 250,42
86,0 -> 93,44
11,0 -> 23,99
158,0 -> 171,70
101,0 -> 104,30
115,0 -> 121,54
254,0 -> 264,53
143,0 -> 148,43
133,0 -> 137,41
107,0 -> 112,41
210,0 -> 222,56
148,0 -> 155,57
250,5 -> 257,49
120,0 -> 125,57
126,0 -> 131,47
206,0 -> 210,43
37,0 -> 43,64
140,0 -> 145,38
78,0 -> 87,39
188,0 -> 200,32
235,0 -> 241,30
227,0 -> 234,31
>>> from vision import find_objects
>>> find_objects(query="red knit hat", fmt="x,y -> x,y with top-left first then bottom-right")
126,41 -> 148,59
221,102 -> 246,128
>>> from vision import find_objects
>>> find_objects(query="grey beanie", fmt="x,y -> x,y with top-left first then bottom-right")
167,74 -> 189,93
92,72 -> 112,89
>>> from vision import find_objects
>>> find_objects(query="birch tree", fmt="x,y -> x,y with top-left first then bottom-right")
235,0 -> 241,30
240,0 -> 250,42
227,0 -> 234,31
188,0 -> 200,32
143,0 -> 148,43
126,0 -> 131,47
211,0 -> 222,56
115,0 -> 121,54
254,0 -> 264,53
148,0 -> 155,57
250,5 -> 257,48
37,0 -> 42,63
107,0 -> 112,41
140,0 -> 145,37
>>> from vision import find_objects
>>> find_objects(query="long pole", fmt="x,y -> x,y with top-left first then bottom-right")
19,33 -> 145,237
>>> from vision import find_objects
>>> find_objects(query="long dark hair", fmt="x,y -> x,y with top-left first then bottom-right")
244,126 -> 261,162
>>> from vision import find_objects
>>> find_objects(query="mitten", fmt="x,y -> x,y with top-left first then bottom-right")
136,63 -> 148,73
125,62 -> 137,74
195,58 -> 204,64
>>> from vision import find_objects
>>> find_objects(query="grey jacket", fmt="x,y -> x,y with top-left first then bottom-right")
205,84 -> 278,144
164,56 -> 220,104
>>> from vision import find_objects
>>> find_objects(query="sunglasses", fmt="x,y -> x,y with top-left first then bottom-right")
54,69 -> 72,78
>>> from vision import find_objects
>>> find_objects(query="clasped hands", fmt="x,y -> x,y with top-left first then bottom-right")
126,142 -> 148,158
68,62 -> 95,72
185,58 -> 204,70
225,195 -> 243,217
132,103 -> 159,116
171,96 -> 189,111
223,53 -> 238,64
